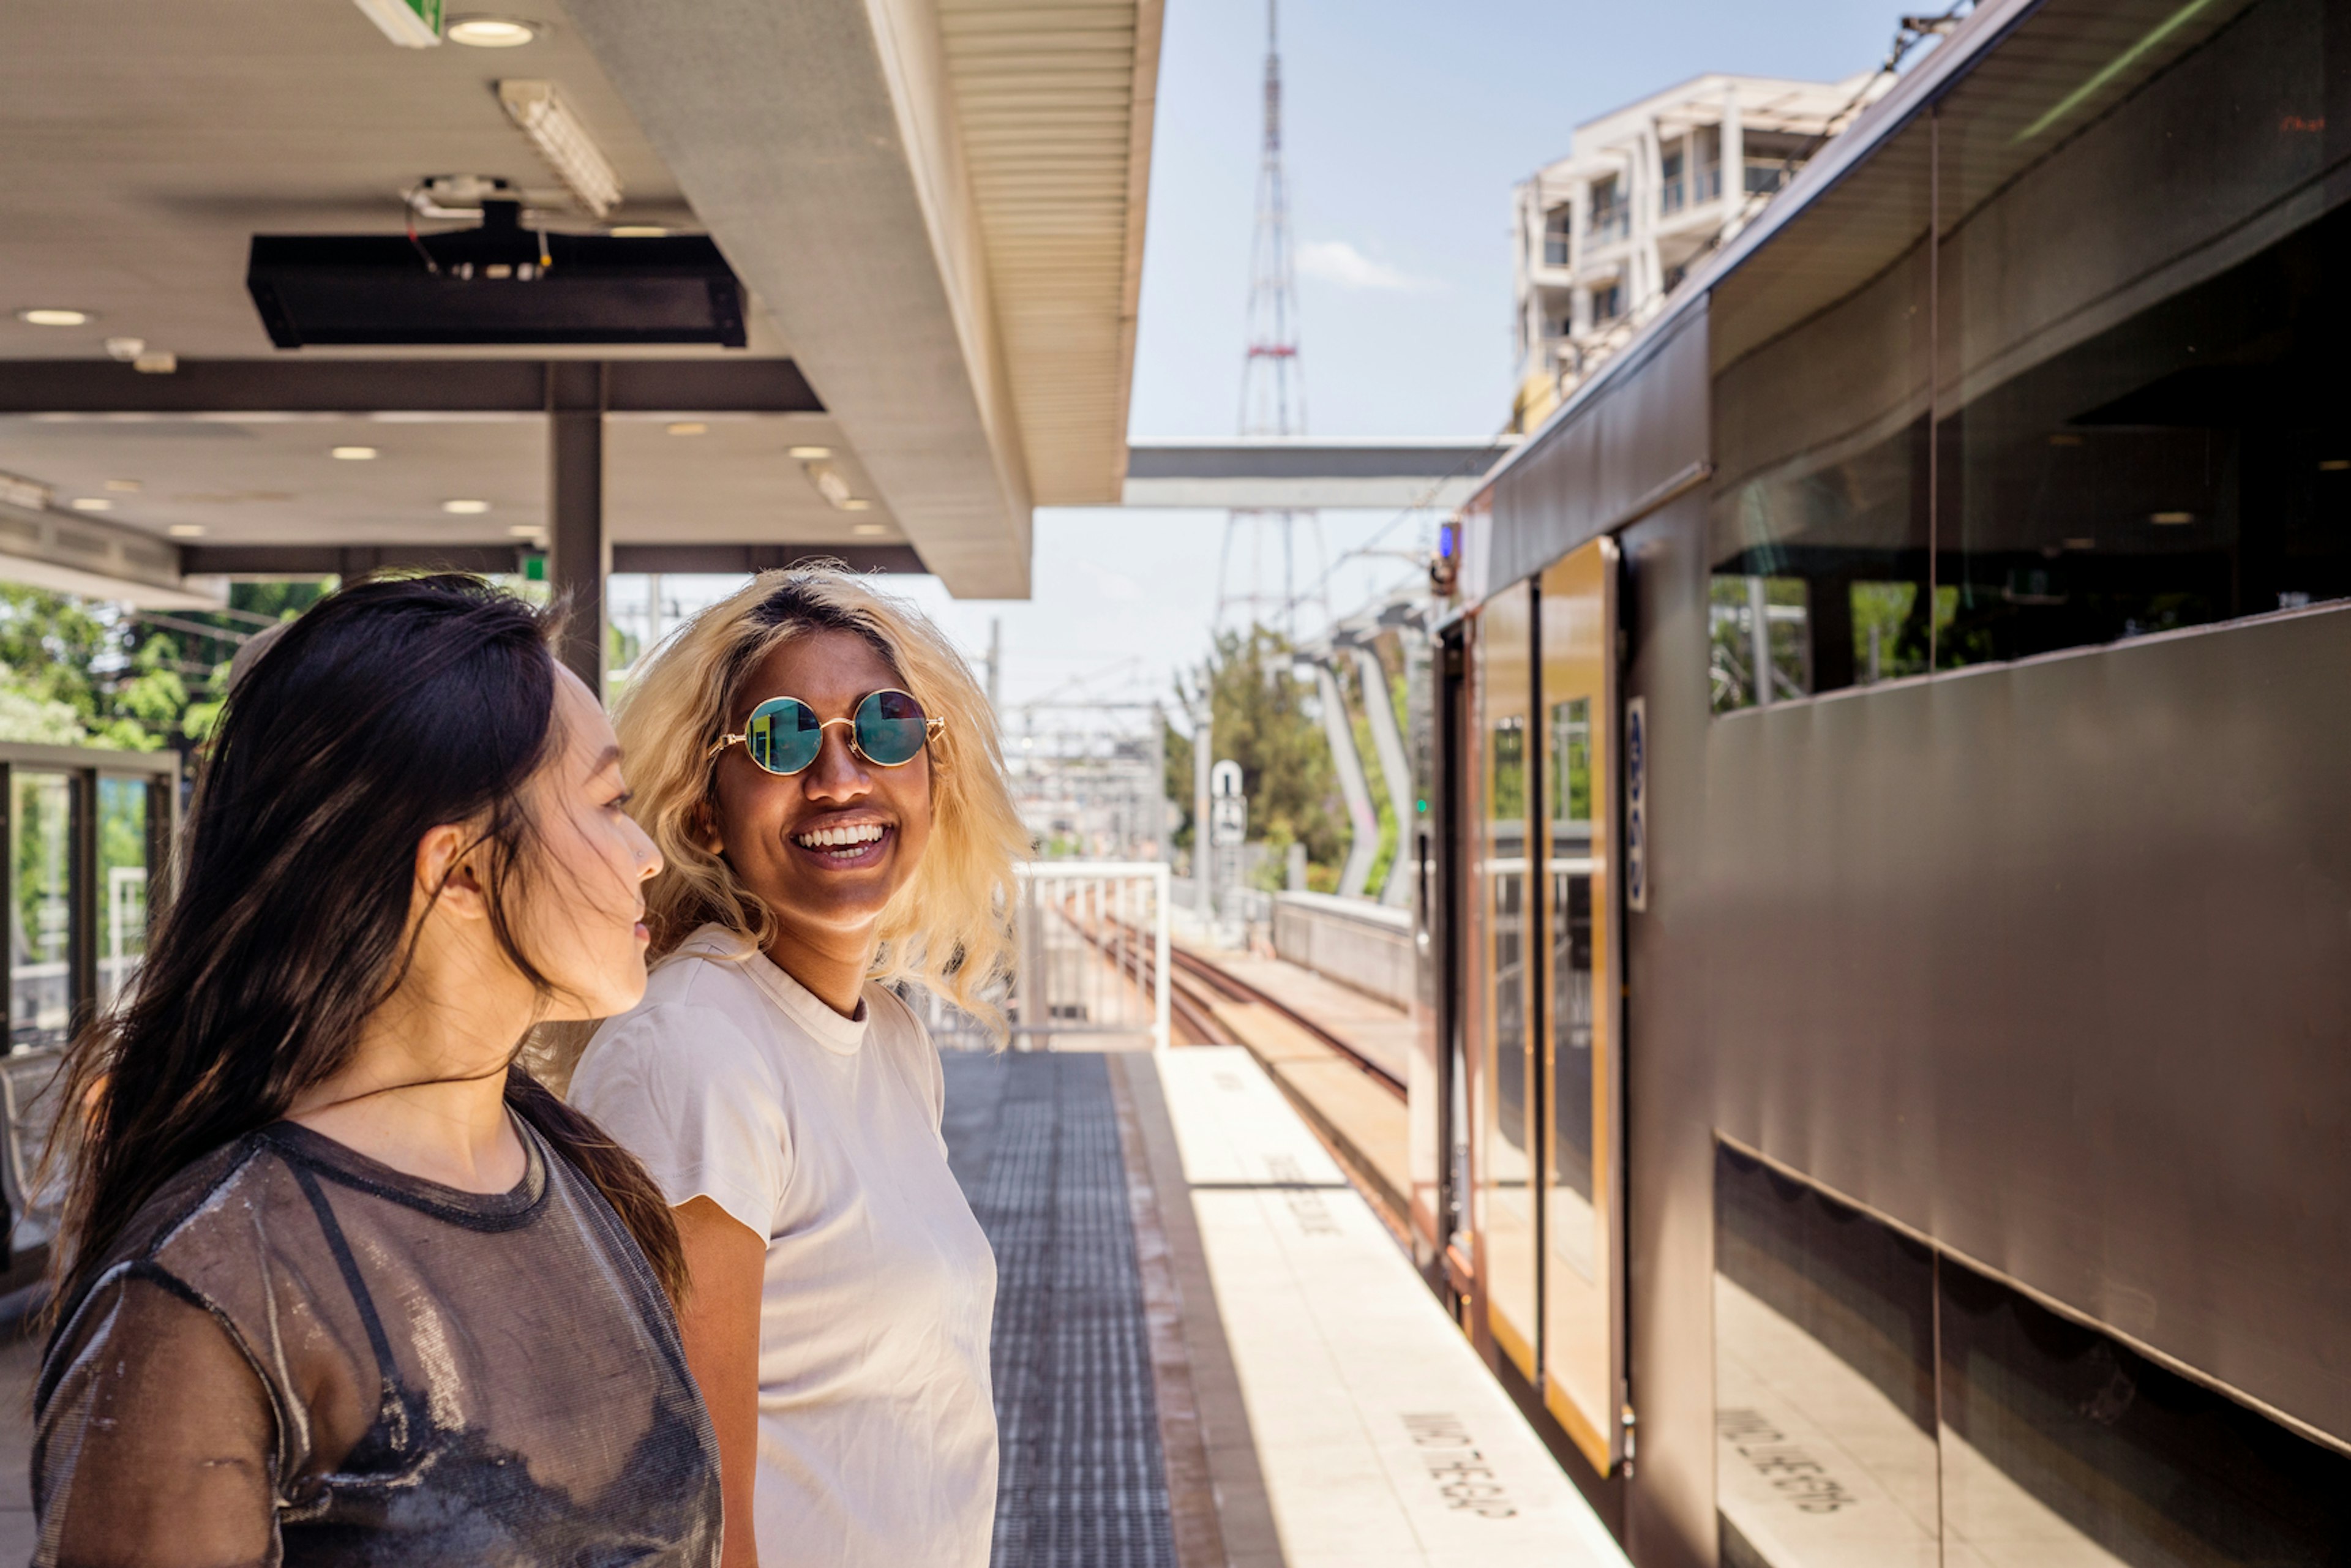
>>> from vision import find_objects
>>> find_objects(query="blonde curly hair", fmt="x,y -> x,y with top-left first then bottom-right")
615,568 -> 1028,1038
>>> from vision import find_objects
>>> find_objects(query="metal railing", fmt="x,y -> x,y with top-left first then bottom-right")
913,862 -> 1173,1053
1012,862 -> 1169,1052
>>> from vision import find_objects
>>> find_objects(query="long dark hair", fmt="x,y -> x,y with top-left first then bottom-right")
45,574 -> 684,1320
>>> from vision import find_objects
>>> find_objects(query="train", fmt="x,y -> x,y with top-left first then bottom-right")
1397,0 -> 2351,1561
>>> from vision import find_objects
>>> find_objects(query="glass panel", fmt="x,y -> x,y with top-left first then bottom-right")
1940,1262 -> 2351,1563
1935,0 -> 2351,669
1715,1147 -> 1941,1567
1709,118 -> 1936,711
1538,537 -> 1619,1469
1474,583 -> 1537,1377
97,778 -> 149,1012
12,772 -> 73,1052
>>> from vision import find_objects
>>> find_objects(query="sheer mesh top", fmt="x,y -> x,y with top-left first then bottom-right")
32,1118 -> 721,1568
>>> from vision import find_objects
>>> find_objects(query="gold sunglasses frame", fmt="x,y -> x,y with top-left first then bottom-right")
708,687 -> 948,773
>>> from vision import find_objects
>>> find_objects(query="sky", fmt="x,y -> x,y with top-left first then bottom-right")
626,0 -> 1921,727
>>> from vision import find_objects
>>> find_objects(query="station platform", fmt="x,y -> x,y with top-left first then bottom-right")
945,1044 -> 1627,1568
0,1044 -> 1622,1568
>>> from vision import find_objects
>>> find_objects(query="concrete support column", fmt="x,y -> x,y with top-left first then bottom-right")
547,361 -> 609,696
1314,661 -> 1378,899
1353,646 -> 1415,907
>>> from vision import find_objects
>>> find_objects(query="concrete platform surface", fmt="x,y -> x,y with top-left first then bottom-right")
1153,1045 -> 1627,1568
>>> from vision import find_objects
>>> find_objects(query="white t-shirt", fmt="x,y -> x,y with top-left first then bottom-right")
569,925 -> 998,1568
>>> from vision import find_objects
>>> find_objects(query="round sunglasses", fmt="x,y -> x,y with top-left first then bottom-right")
708,688 -> 945,776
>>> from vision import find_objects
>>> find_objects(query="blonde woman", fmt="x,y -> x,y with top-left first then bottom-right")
568,569 -> 1026,1568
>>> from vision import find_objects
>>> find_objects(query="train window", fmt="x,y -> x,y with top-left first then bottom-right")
1716,1146 -> 2351,1564
1938,1262 -> 2351,1561
1932,0 -> 2351,671
1471,585 -> 1539,1379
1707,0 -> 2351,713
1714,1145 -> 1939,1567
1537,538 -> 1623,1468
1708,115 -> 1934,714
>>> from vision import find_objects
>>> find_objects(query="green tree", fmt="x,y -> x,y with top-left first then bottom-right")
1172,625 -> 1343,889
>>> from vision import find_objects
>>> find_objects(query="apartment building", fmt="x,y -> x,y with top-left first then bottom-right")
1510,72 -> 1883,429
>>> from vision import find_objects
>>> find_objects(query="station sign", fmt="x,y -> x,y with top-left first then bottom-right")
1209,759 -> 1247,849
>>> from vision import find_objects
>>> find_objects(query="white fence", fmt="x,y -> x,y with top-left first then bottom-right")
912,861 -> 1171,1052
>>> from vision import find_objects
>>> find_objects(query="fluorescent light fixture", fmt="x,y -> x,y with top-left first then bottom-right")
331,446 -> 380,461
448,16 -> 537,47
498,80 -> 621,218
2014,0 -> 2215,143
134,350 -> 177,375
104,337 -> 146,362
2150,511 -> 2195,525
103,479 -> 142,493
803,463 -> 854,510
609,225 -> 670,239
443,498 -> 492,515
787,445 -> 833,460
667,421 -> 708,436
851,522 -> 887,536
506,524 -> 546,538
69,497 -> 112,512
2320,459 -> 2350,471
841,498 -> 873,512
16,308 -> 89,327
352,0 -> 444,48
168,524 -> 208,538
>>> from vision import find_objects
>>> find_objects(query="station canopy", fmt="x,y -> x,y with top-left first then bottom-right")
0,0 -> 1166,673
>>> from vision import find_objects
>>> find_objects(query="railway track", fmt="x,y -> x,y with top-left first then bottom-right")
1049,896 -> 1414,1236
1055,894 -> 1403,1095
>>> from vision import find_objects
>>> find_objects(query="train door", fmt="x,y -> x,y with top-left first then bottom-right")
1536,536 -> 1625,1471
1468,581 -> 1538,1379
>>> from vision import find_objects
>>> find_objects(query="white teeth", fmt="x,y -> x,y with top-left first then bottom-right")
793,823 -> 887,851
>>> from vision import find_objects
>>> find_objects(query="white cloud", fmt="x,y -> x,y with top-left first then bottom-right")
1295,239 -> 1440,293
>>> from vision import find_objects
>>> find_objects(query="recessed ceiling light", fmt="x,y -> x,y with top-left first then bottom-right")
448,16 -> 539,46
16,308 -> 90,327
788,445 -> 833,460
851,522 -> 887,536
68,497 -> 112,512
2320,459 -> 2350,471
443,498 -> 492,515
2150,511 -> 2195,525
103,478 -> 142,493
331,445 -> 380,461
168,523 -> 207,538
610,226 -> 670,239
841,498 -> 872,512
667,421 -> 708,436
506,524 -> 546,539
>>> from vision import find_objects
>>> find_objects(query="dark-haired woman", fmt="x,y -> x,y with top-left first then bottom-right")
32,576 -> 721,1567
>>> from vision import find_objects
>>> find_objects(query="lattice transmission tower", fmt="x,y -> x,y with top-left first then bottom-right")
1214,0 -> 1329,642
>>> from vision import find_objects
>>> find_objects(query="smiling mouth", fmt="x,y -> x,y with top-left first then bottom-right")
793,822 -> 891,863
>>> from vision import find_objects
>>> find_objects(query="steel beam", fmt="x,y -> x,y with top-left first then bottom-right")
178,544 -> 524,577
547,362 -> 609,692
611,542 -> 924,575
0,358 -> 822,416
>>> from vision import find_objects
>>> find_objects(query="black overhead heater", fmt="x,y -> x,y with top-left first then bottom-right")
247,201 -> 747,349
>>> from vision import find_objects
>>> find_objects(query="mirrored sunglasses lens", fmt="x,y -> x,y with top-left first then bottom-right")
856,690 -> 929,766
747,699 -> 823,775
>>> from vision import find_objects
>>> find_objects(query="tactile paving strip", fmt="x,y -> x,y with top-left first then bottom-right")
943,1051 -> 1178,1568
